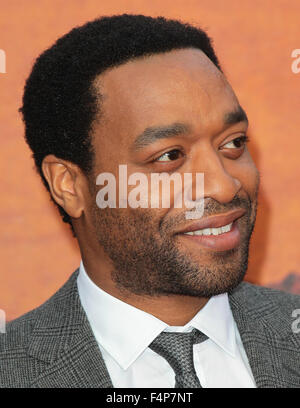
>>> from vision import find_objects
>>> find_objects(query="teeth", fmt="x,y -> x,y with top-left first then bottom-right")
222,224 -> 231,233
184,222 -> 232,236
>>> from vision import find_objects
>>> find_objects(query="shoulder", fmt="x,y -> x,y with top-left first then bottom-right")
2,269 -> 79,343
230,280 -> 300,311
229,282 -> 300,387
229,280 -> 300,336
0,302 -> 46,387
0,270 -> 80,387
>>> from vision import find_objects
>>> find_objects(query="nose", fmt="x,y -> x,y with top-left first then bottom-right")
191,147 -> 242,204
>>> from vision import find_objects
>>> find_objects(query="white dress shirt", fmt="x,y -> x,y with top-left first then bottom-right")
77,261 -> 256,388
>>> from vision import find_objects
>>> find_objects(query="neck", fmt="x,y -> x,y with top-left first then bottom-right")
81,252 -> 209,326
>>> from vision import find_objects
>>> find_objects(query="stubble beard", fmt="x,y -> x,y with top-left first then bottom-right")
91,194 -> 258,299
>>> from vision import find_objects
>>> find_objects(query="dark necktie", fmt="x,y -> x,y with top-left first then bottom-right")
149,328 -> 208,388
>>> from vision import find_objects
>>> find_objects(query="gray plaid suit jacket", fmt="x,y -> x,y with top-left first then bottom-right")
0,269 -> 299,388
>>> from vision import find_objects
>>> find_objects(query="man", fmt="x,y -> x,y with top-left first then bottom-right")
1,14 -> 299,388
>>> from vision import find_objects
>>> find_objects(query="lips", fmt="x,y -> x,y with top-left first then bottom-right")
176,208 -> 246,235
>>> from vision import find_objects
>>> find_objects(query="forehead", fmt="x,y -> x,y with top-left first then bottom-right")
92,48 -> 239,144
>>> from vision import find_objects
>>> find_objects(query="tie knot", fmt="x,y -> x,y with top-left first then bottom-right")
149,328 -> 208,386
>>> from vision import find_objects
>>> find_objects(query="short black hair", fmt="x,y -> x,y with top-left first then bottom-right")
19,14 -> 221,234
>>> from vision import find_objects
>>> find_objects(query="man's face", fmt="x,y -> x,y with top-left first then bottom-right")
85,48 -> 259,298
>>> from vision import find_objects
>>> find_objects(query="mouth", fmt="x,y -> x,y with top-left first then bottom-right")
175,208 -> 246,251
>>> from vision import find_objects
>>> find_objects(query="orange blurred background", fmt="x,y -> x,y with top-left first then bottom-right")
0,0 -> 299,321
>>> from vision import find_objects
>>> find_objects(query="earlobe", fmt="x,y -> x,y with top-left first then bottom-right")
41,155 -> 84,219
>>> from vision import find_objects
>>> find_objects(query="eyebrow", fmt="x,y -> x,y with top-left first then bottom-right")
131,106 -> 248,151
131,123 -> 189,151
224,105 -> 248,126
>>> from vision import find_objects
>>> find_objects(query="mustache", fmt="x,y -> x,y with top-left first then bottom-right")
160,194 -> 252,232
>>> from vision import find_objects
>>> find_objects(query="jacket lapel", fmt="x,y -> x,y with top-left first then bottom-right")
27,270 -> 113,388
229,282 -> 300,388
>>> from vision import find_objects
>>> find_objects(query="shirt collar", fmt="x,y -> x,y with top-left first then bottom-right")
77,261 -> 237,370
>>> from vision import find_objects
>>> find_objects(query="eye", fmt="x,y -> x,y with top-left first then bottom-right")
155,149 -> 184,162
221,135 -> 249,149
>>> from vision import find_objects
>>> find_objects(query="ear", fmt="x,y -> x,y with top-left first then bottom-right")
41,155 -> 85,219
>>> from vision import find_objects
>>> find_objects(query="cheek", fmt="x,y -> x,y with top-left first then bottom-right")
227,152 -> 259,199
